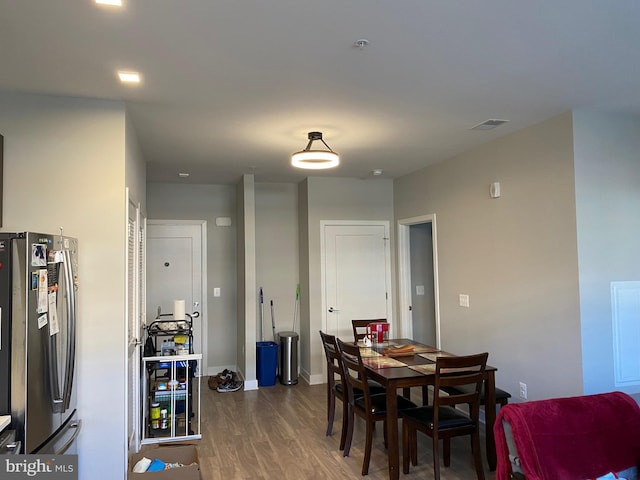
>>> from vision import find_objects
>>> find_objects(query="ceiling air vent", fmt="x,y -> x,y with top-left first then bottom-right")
471,119 -> 509,131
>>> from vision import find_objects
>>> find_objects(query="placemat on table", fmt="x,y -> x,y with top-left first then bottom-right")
409,364 -> 437,374
362,356 -> 406,369
359,347 -> 382,358
419,352 -> 455,362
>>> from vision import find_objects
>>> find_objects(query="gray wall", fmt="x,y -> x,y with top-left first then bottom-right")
0,92 -> 132,479
126,115 -> 146,213
146,183 -> 237,374
573,109 -> 640,394
255,183 -> 299,340
300,177 -> 394,383
146,180 -> 300,384
395,112 -> 583,400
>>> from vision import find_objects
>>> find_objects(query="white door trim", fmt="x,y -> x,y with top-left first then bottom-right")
125,189 -> 142,454
147,219 -> 208,374
397,214 -> 441,349
320,220 -> 393,335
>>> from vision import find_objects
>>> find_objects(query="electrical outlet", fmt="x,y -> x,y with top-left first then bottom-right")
519,382 -> 528,400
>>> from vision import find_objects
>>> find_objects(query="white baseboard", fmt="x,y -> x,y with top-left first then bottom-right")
244,379 -> 259,391
298,365 -> 325,385
307,372 -> 324,385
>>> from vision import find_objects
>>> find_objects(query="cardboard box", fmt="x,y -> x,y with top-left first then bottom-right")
128,444 -> 201,480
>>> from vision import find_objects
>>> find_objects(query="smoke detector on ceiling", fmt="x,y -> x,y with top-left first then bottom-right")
471,119 -> 509,131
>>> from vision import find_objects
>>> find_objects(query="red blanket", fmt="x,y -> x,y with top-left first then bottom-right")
494,392 -> 640,480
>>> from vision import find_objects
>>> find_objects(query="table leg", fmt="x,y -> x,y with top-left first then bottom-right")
421,385 -> 430,405
484,370 -> 497,471
386,382 -> 400,480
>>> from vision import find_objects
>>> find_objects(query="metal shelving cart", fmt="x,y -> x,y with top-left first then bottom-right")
141,313 -> 201,444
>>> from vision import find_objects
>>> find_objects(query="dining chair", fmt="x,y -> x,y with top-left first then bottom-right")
336,338 -> 417,476
401,352 -> 488,480
318,330 -> 351,450
319,330 -> 386,450
440,384 -> 511,411
351,318 -> 387,342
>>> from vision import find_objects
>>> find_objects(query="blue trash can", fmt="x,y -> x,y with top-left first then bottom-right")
256,341 -> 278,386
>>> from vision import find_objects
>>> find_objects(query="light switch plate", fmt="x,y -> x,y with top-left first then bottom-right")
459,294 -> 469,308
214,287 -> 221,297
416,285 -> 425,296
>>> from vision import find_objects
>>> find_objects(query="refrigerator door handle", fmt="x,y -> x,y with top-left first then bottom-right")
47,337 -> 64,412
57,419 -> 81,454
62,249 -> 76,411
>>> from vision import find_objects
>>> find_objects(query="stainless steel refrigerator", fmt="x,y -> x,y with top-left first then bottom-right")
0,232 -> 80,454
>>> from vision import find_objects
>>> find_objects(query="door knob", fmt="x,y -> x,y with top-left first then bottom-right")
328,307 -> 340,313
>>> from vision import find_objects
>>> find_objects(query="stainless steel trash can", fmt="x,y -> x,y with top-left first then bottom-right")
278,331 -> 298,385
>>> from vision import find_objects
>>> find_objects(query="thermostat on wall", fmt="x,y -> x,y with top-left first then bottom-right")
215,217 -> 232,227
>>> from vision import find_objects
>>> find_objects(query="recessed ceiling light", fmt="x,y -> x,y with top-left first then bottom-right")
372,169 -> 383,176
178,172 -> 190,178
117,71 -> 141,84
96,0 -> 123,6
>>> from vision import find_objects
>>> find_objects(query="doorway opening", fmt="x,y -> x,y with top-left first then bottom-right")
397,214 -> 440,348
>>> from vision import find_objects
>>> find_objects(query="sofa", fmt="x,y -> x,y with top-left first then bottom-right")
494,392 -> 640,480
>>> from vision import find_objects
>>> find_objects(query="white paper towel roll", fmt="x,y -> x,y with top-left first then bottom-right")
174,299 -> 186,320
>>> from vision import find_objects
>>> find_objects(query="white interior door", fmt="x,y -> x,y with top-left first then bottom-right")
322,222 -> 392,341
147,221 -> 207,372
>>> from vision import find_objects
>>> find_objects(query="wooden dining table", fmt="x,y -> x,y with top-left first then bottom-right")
360,338 -> 498,480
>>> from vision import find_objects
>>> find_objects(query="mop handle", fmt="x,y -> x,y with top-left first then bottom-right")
260,287 -> 264,341
271,300 -> 276,342
291,284 -> 300,332
292,284 -> 300,332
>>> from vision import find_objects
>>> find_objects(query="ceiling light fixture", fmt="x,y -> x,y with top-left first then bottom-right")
471,119 -> 509,131
178,172 -> 190,178
291,131 -> 340,170
96,0 -> 123,6
117,70 -> 141,84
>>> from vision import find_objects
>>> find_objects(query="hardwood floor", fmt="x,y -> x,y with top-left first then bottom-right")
197,378 -> 496,479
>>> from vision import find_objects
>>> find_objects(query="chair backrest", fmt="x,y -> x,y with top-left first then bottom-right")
319,330 -> 344,389
336,338 -> 372,407
351,318 -> 387,342
434,353 -> 488,423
